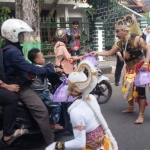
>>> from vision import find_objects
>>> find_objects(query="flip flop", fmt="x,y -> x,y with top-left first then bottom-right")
4,128 -> 28,145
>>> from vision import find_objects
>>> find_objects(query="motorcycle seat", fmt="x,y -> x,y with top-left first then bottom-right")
18,101 -> 25,107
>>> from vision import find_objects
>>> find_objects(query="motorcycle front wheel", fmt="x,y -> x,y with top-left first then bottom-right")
94,80 -> 112,104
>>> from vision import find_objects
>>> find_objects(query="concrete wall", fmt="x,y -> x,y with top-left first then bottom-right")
56,6 -> 89,36
56,7 -> 86,19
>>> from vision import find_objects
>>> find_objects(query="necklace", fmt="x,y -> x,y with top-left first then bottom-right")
122,35 -> 130,60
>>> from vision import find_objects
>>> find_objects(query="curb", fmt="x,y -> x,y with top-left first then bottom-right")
99,65 -> 116,74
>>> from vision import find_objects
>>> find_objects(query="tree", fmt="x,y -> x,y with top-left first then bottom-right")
0,6 -> 11,47
15,0 -> 40,60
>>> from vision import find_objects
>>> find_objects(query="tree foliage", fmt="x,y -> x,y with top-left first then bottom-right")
0,6 -> 11,47
0,6 -> 11,19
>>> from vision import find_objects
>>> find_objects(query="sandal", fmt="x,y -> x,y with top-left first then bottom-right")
3,127 -> 28,145
50,124 -> 64,130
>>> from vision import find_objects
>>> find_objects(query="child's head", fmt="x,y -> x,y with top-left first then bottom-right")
28,48 -> 45,65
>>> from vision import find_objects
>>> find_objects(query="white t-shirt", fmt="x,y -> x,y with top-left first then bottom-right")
144,31 -> 150,46
65,95 -> 103,150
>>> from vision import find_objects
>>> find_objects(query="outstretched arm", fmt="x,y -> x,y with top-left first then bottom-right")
91,47 -> 119,56
9,49 -> 63,76
71,53 -> 88,61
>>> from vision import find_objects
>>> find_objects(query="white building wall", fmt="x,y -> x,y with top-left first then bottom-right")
56,7 -> 89,36
0,0 -> 14,2
56,7 -> 85,18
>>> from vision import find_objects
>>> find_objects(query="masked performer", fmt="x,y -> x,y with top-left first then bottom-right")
45,60 -> 118,150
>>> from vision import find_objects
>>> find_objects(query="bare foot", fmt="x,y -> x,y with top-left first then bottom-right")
135,115 -> 144,124
122,108 -> 134,113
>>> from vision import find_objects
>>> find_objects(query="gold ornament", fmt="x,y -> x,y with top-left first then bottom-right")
122,87 -> 126,93
58,30 -> 63,37
133,90 -> 138,98
115,14 -> 133,30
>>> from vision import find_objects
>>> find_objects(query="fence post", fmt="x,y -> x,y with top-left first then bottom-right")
138,17 -> 148,31
93,19 -> 104,61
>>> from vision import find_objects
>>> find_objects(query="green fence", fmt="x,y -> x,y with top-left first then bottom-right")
94,2 -> 145,50
40,17 -> 90,55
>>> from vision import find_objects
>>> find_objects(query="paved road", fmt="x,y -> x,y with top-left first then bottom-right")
1,73 -> 150,150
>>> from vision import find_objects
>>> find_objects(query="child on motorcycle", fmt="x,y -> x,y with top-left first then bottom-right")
28,49 -> 63,130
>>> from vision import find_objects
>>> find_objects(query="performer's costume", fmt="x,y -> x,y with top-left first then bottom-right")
113,15 -> 148,104
45,60 -> 118,150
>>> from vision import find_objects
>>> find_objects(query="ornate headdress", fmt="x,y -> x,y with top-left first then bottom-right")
68,60 -> 98,99
115,14 -> 133,30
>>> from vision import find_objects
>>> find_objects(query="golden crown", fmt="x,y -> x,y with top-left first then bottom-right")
115,14 -> 133,30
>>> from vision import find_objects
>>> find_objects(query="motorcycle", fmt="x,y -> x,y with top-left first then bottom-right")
92,70 -> 112,104
0,73 -> 73,149
82,49 -> 112,104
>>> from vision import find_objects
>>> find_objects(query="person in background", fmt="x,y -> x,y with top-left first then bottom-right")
142,26 -> 150,57
143,26 -> 150,46
69,21 -> 81,57
115,51 -> 124,86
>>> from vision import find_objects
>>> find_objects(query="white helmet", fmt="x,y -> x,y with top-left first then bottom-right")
1,19 -> 33,43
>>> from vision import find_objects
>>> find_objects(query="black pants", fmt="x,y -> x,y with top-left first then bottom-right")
115,56 -> 124,83
0,88 -> 18,136
136,87 -> 146,99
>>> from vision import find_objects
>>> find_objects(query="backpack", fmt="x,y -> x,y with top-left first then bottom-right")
0,45 -> 15,82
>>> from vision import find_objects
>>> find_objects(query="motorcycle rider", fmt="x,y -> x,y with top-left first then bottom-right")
1,18 -> 63,145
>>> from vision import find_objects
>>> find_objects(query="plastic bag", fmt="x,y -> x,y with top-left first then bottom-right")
134,71 -> 150,86
83,54 -> 98,67
53,77 -> 74,102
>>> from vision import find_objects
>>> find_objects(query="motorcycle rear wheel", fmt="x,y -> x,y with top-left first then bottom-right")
95,80 -> 112,104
